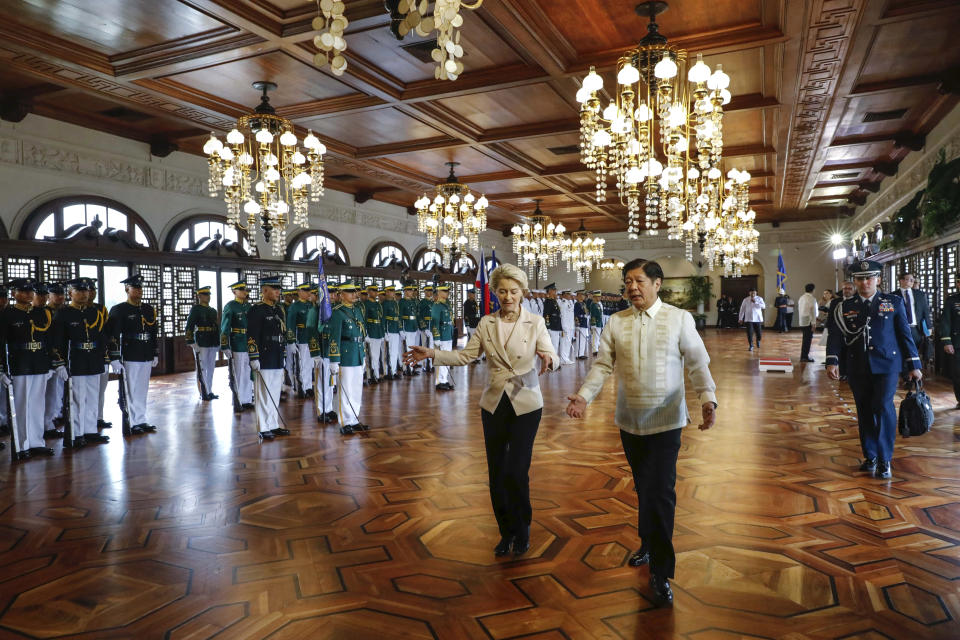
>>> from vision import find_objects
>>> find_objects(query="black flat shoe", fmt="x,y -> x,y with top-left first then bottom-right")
628,548 -> 650,567
271,428 -> 291,436
859,457 -> 878,473
649,574 -> 673,606
494,536 -> 514,557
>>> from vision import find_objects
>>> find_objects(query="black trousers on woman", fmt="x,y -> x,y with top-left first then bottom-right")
481,393 -> 542,540
620,427 -> 683,579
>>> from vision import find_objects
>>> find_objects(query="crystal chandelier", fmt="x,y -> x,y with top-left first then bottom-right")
204,82 -> 326,256
510,199 -> 567,281
312,0 -> 348,75
576,1 -> 731,243
563,221 -> 606,283
414,162 -> 488,268
695,168 -> 758,277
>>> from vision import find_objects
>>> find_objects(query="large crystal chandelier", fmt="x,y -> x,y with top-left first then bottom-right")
563,221 -> 606,283
510,200 -> 567,281
704,168 -> 758,277
576,1 -> 731,243
414,162 -> 488,268
204,82 -> 326,255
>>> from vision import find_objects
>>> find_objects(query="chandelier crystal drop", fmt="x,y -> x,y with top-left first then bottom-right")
414,162 -> 488,268
563,221 -> 606,284
577,1 -> 740,255
391,0 -> 483,81
510,199 -> 567,282
312,0 -> 348,76
204,82 -> 326,256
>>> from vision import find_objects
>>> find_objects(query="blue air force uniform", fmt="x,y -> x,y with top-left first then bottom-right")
826,260 -> 920,472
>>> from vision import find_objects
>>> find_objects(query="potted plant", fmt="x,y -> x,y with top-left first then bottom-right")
686,276 -> 713,331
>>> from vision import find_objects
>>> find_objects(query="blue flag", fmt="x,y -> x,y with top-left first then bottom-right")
318,254 -> 332,323
489,248 -> 500,313
776,251 -> 787,291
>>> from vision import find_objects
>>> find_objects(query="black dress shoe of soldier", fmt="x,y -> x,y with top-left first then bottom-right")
628,548 -> 650,567
29,446 -> 55,457
649,574 -> 673,606
271,427 -> 291,436
258,431 -> 275,441
71,437 -> 87,448
97,420 -> 113,429
86,433 -> 110,444
494,536 -> 514,557
43,429 -> 64,439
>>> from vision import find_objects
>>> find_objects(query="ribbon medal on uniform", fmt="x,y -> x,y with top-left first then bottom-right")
879,301 -> 895,313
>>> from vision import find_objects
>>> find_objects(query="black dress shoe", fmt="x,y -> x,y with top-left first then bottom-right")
71,437 -> 87,448
29,446 -> 55,457
340,424 -> 355,435
43,429 -> 64,439
141,424 -> 158,433
326,412 -> 339,423
271,427 -> 291,436
628,548 -> 650,567
97,420 -> 113,429
494,536 -> 514,557
859,457 -> 878,473
258,431 -> 275,440
242,403 -> 255,411
512,536 -> 530,557
86,433 -> 110,444
128,425 -> 145,435
14,449 -> 31,460
208,393 -> 219,400
876,459 -> 892,479
801,357 -> 816,362
649,574 -> 673,606
355,423 -> 370,431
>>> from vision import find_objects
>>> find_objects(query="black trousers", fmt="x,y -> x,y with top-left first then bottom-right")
745,322 -> 762,346
801,325 -> 814,359
620,427 -> 683,579
481,393 -> 542,539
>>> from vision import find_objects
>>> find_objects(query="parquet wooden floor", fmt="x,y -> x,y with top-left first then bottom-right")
2,330 -> 960,639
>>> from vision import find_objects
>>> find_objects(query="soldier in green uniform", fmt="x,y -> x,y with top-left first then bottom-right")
940,273 -> 960,408
43,282 -> 68,439
221,280 -> 253,410
88,280 -> 112,431
589,290 -> 603,355
328,281 -> 368,435
185,285 -> 221,401
248,276 -> 291,440
382,286 -> 402,379
431,284 -> 455,390
419,284 -> 435,372
50,277 -> 110,448
400,284 -> 421,376
286,283 -> 315,398
312,283 -> 338,423
363,284 -> 385,384
107,274 -> 159,435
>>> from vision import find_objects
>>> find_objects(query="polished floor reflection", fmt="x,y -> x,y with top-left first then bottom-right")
1,329 -> 959,639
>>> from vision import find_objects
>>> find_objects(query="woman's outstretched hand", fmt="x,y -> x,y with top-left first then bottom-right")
566,394 -> 587,419
537,351 -> 553,375
403,345 -> 434,366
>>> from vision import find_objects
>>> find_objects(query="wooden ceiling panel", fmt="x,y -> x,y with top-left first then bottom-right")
503,133 -> 582,167
435,83 -> 575,130
296,107 -> 447,148
0,0 -> 229,56
701,47 -> 765,97
385,147 -> 511,179
823,141 -> 894,164
161,51 -> 355,107
858,9 -> 960,85
469,177 -> 548,193
721,109 -> 764,147
836,86 -> 938,138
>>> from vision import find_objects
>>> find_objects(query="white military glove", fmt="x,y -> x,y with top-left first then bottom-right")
110,360 -> 123,374
189,343 -> 200,354
0,372 -> 11,387
250,359 -> 261,371
151,357 -> 159,367
329,362 -> 339,375
56,366 -> 69,381
223,349 -> 233,360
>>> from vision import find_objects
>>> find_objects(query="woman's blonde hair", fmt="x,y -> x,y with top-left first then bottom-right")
490,263 -> 528,292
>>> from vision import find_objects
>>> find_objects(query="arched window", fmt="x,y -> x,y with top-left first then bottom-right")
367,241 -> 410,268
288,231 -> 349,264
21,196 -> 156,248
414,248 -> 444,272
166,215 -> 253,255
452,253 -> 477,275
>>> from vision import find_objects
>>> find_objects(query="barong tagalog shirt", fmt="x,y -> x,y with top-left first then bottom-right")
576,298 -> 717,435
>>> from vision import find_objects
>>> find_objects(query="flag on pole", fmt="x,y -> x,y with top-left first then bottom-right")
318,254 -> 332,323
476,247 -> 489,316
776,250 -> 787,291
488,248 -> 500,313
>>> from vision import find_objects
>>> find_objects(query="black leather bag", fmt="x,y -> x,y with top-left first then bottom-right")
898,380 -> 934,437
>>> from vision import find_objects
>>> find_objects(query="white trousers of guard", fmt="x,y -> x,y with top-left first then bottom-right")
284,344 -> 297,390
197,346 -> 217,396
45,373 -> 64,426
316,358 -> 334,414
230,352 -> 253,405
366,337 -> 383,378
435,339 -> 453,384
12,374 -> 46,451
559,328 -> 574,364
576,327 -> 590,357
123,360 -> 152,426
69,374 -> 100,436
337,365 -> 363,427
549,330 -> 561,359
420,329 -> 434,367
404,331 -> 420,350
296,344 -> 313,391
385,333 -> 401,375
591,326 -> 601,353
253,367 -> 283,434
98,367 -> 108,420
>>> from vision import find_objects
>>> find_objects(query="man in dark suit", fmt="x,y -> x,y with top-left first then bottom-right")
891,273 -> 931,364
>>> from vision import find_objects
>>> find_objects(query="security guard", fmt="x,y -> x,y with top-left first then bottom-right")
281,287 -> 297,397
399,284 -> 420,376
51,278 -> 110,448
88,280 -> 112,431
286,283 -> 315,398
826,259 -> 921,479
312,283 -> 338,423
463,288 -> 480,343
431,284 -> 455,390
327,281 -> 368,434
382,285 -> 402,379
543,283 -> 562,355
107,274 -> 159,434
418,284 -> 435,372
247,276 -> 290,440
185,285 -> 220,401
43,282 -> 68,438
589,290 -> 603,355
939,273 -> 960,407
0,279 -> 57,458
574,290 -> 590,359
221,280 -> 253,410
362,284 -> 385,384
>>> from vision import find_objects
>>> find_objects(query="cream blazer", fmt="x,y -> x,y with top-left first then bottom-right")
432,308 -> 557,415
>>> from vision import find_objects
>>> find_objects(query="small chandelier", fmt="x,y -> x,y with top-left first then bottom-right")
576,1 -> 731,243
563,220 -> 606,283
414,162 -> 488,268
204,81 -> 326,255
600,257 -> 625,271
700,168 -> 758,277
510,199 -> 567,281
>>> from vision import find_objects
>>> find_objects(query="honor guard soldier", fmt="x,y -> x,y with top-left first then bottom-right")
0,279 -> 58,458
382,286 -> 402,379
327,281 -> 368,434
940,273 -> 960,408
0,285 -> 7,436
248,276 -> 291,440
312,283 -> 338,423
464,288 -> 482,364
589,291 -> 603,354
185,285 -> 220,401
286,283 -> 315,398
107,274 -> 159,434
363,284 -> 385,384
826,259 -> 921,479
431,284 -> 455,390
542,283 -> 563,355
400,285 -> 421,376
418,284 -> 435,372
51,278 -> 110,447
280,287 -> 297,397
574,291 -> 590,359
43,282 -> 68,438
221,281 -> 254,410
88,280 -> 112,431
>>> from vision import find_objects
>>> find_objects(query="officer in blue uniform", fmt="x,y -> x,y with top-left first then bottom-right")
825,259 -> 921,479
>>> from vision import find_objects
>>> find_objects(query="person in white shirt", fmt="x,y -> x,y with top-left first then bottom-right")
738,288 -> 766,351
566,259 -> 717,607
796,283 -> 818,362
558,290 -> 575,365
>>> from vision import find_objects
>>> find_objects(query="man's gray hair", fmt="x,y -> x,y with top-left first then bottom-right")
490,263 -> 528,292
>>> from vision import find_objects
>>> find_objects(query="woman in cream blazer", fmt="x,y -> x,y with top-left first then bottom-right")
404,263 -> 556,558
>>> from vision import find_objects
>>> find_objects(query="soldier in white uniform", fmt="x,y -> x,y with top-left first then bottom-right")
559,290 -> 576,365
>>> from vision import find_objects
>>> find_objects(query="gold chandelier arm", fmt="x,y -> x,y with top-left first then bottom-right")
460,0 -> 484,9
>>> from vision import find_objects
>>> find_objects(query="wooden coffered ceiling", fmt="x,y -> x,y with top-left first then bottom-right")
0,0 -> 958,234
